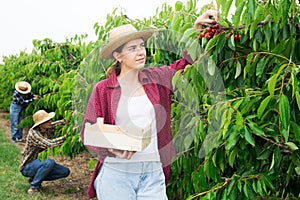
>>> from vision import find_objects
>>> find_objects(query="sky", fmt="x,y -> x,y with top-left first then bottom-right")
0,0 -> 209,64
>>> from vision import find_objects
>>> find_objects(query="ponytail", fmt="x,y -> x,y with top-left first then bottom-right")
106,61 -> 121,76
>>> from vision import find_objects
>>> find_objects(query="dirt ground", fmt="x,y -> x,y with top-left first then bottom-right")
0,110 -> 94,199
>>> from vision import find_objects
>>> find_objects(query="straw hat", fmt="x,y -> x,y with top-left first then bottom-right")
32,110 -> 55,129
15,81 -> 31,94
100,24 -> 155,59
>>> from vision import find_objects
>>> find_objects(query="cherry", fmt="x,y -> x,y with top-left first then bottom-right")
213,24 -> 219,29
234,35 -> 239,40
206,27 -> 212,32
205,34 -> 212,39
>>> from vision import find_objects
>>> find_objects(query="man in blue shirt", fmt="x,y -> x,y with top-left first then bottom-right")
10,81 -> 38,142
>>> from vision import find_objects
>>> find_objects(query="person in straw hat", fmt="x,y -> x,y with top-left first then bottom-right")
10,81 -> 38,143
19,110 -> 70,195
81,10 -> 218,199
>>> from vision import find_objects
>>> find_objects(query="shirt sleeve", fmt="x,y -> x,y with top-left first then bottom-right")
80,84 -> 111,158
13,91 -> 34,106
31,129 -> 66,150
142,49 -> 193,90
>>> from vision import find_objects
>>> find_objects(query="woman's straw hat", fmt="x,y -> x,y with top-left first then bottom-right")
15,81 -> 31,94
100,24 -> 155,59
32,110 -> 55,129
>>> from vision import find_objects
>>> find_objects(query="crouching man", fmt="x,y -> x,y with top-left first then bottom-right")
19,110 -> 70,195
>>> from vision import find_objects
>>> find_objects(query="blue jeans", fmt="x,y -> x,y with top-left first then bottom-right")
21,158 -> 70,189
10,103 -> 24,141
94,161 -> 168,200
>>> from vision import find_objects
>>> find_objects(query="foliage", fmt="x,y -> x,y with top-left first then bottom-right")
167,0 -> 300,199
0,0 -> 299,199
0,35 -> 93,158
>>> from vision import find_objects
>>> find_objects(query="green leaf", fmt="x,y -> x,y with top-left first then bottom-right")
243,181 -> 250,199
187,39 -> 200,62
257,180 -> 263,195
256,57 -> 266,76
252,38 -> 258,51
180,28 -> 196,44
247,0 -> 256,19
244,53 -> 253,78
216,33 -> 226,54
257,95 -> 272,119
291,121 -> 300,141
262,174 -> 275,191
233,2 -> 244,28
226,127 -> 239,151
279,94 -> 290,131
268,74 -> 278,97
285,142 -> 299,150
224,0 -> 234,18
171,14 -> 181,32
229,147 -> 239,168
272,22 -> 279,43
270,147 -> 281,171
207,57 -> 216,76
248,123 -> 265,135
183,134 -> 194,150
295,167 -> 300,175
235,111 -> 243,131
264,23 -> 272,50
228,34 -> 235,51
257,149 -> 271,160
244,126 -> 255,146
295,91 -> 300,111
175,1 -> 183,11
290,72 -> 298,98
250,20 -> 259,39
205,33 -> 219,53
279,0 -> 291,29
234,61 -> 242,79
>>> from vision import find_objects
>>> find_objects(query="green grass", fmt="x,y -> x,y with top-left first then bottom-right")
0,129 -> 59,200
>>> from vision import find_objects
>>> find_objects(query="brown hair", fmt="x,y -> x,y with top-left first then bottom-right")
105,44 -> 124,76
106,61 -> 121,76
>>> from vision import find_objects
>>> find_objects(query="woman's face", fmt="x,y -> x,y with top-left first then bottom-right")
113,38 -> 146,72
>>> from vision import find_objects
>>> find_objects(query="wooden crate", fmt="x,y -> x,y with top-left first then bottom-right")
84,118 -> 151,151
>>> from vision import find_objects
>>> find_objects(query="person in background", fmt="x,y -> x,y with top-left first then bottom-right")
81,10 -> 218,200
19,110 -> 70,195
10,81 -> 38,143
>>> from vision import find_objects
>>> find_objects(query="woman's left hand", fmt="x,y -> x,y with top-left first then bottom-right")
194,10 -> 219,31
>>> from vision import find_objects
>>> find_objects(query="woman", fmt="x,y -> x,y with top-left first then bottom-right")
81,10 -> 218,200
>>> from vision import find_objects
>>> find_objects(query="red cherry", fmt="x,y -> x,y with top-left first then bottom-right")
213,24 -> 219,29
215,29 -> 222,35
205,34 -> 211,39
206,27 -> 212,32
200,32 -> 205,38
234,35 -> 239,40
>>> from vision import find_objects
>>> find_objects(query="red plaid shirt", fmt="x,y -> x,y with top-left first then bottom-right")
81,53 -> 192,199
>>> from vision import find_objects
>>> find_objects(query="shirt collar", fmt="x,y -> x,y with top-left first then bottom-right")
106,69 -> 149,88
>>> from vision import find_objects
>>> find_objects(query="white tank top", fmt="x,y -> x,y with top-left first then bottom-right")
104,94 -> 160,162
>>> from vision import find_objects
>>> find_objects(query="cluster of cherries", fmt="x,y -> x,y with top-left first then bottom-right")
199,23 -> 221,40
198,22 -> 241,42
